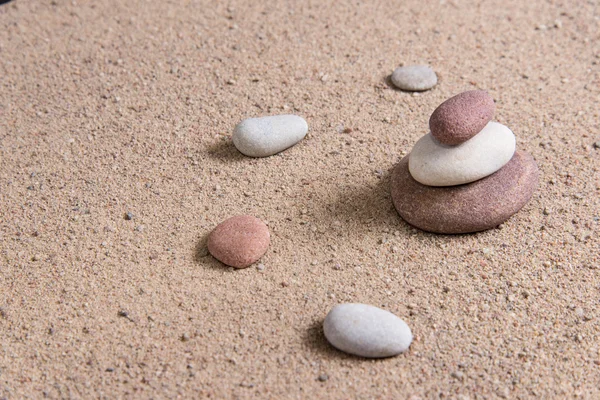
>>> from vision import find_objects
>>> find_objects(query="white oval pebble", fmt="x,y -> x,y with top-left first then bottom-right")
391,65 -> 437,92
232,114 -> 308,157
323,303 -> 413,358
408,121 -> 516,186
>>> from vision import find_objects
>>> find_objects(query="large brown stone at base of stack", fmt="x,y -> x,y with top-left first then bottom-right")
390,151 -> 539,234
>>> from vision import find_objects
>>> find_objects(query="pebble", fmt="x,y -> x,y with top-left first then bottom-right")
451,371 -> 464,380
232,114 -> 308,157
391,151 -> 539,233
429,90 -> 496,145
543,207 -> 551,215
408,122 -> 516,186
391,65 -> 437,92
207,215 -> 270,268
323,303 -> 413,358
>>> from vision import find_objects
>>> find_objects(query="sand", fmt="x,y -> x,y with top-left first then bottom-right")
0,0 -> 599,398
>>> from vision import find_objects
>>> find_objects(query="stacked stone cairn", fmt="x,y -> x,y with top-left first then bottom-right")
391,90 -> 539,234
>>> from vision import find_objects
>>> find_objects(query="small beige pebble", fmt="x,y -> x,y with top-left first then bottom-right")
391,65 -> 437,92
451,371 -> 464,379
543,207 -> 552,215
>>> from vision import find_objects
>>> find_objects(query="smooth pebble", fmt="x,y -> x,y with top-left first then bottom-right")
429,90 -> 496,145
391,151 -> 539,234
409,122 -> 516,186
323,303 -> 413,358
232,114 -> 308,157
391,65 -> 437,92
207,215 -> 270,268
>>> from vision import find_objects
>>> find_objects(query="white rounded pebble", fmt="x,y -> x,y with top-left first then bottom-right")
408,121 -> 516,186
391,65 -> 437,92
232,114 -> 308,157
323,303 -> 413,358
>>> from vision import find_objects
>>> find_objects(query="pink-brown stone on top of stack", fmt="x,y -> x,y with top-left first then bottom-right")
207,215 -> 270,268
429,90 -> 496,146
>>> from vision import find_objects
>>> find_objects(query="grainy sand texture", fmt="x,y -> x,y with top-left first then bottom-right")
1,0 -> 599,398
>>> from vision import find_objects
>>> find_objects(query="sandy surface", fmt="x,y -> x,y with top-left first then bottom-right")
1,0 -> 599,398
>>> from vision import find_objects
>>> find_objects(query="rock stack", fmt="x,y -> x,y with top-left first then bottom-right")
391,90 -> 539,234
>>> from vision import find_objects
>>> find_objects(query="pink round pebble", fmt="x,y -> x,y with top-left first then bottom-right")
207,215 -> 270,268
429,90 -> 496,145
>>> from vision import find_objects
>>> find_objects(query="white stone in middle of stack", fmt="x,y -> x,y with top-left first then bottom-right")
408,121 -> 516,187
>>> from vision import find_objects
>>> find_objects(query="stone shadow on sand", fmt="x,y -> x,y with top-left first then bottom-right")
302,320 -> 359,360
205,138 -> 247,163
193,232 -> 224,270
320,163 -> 481,242
0,0 -> 14,5
384,74 -> 402,91
316,169 -> 412,236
